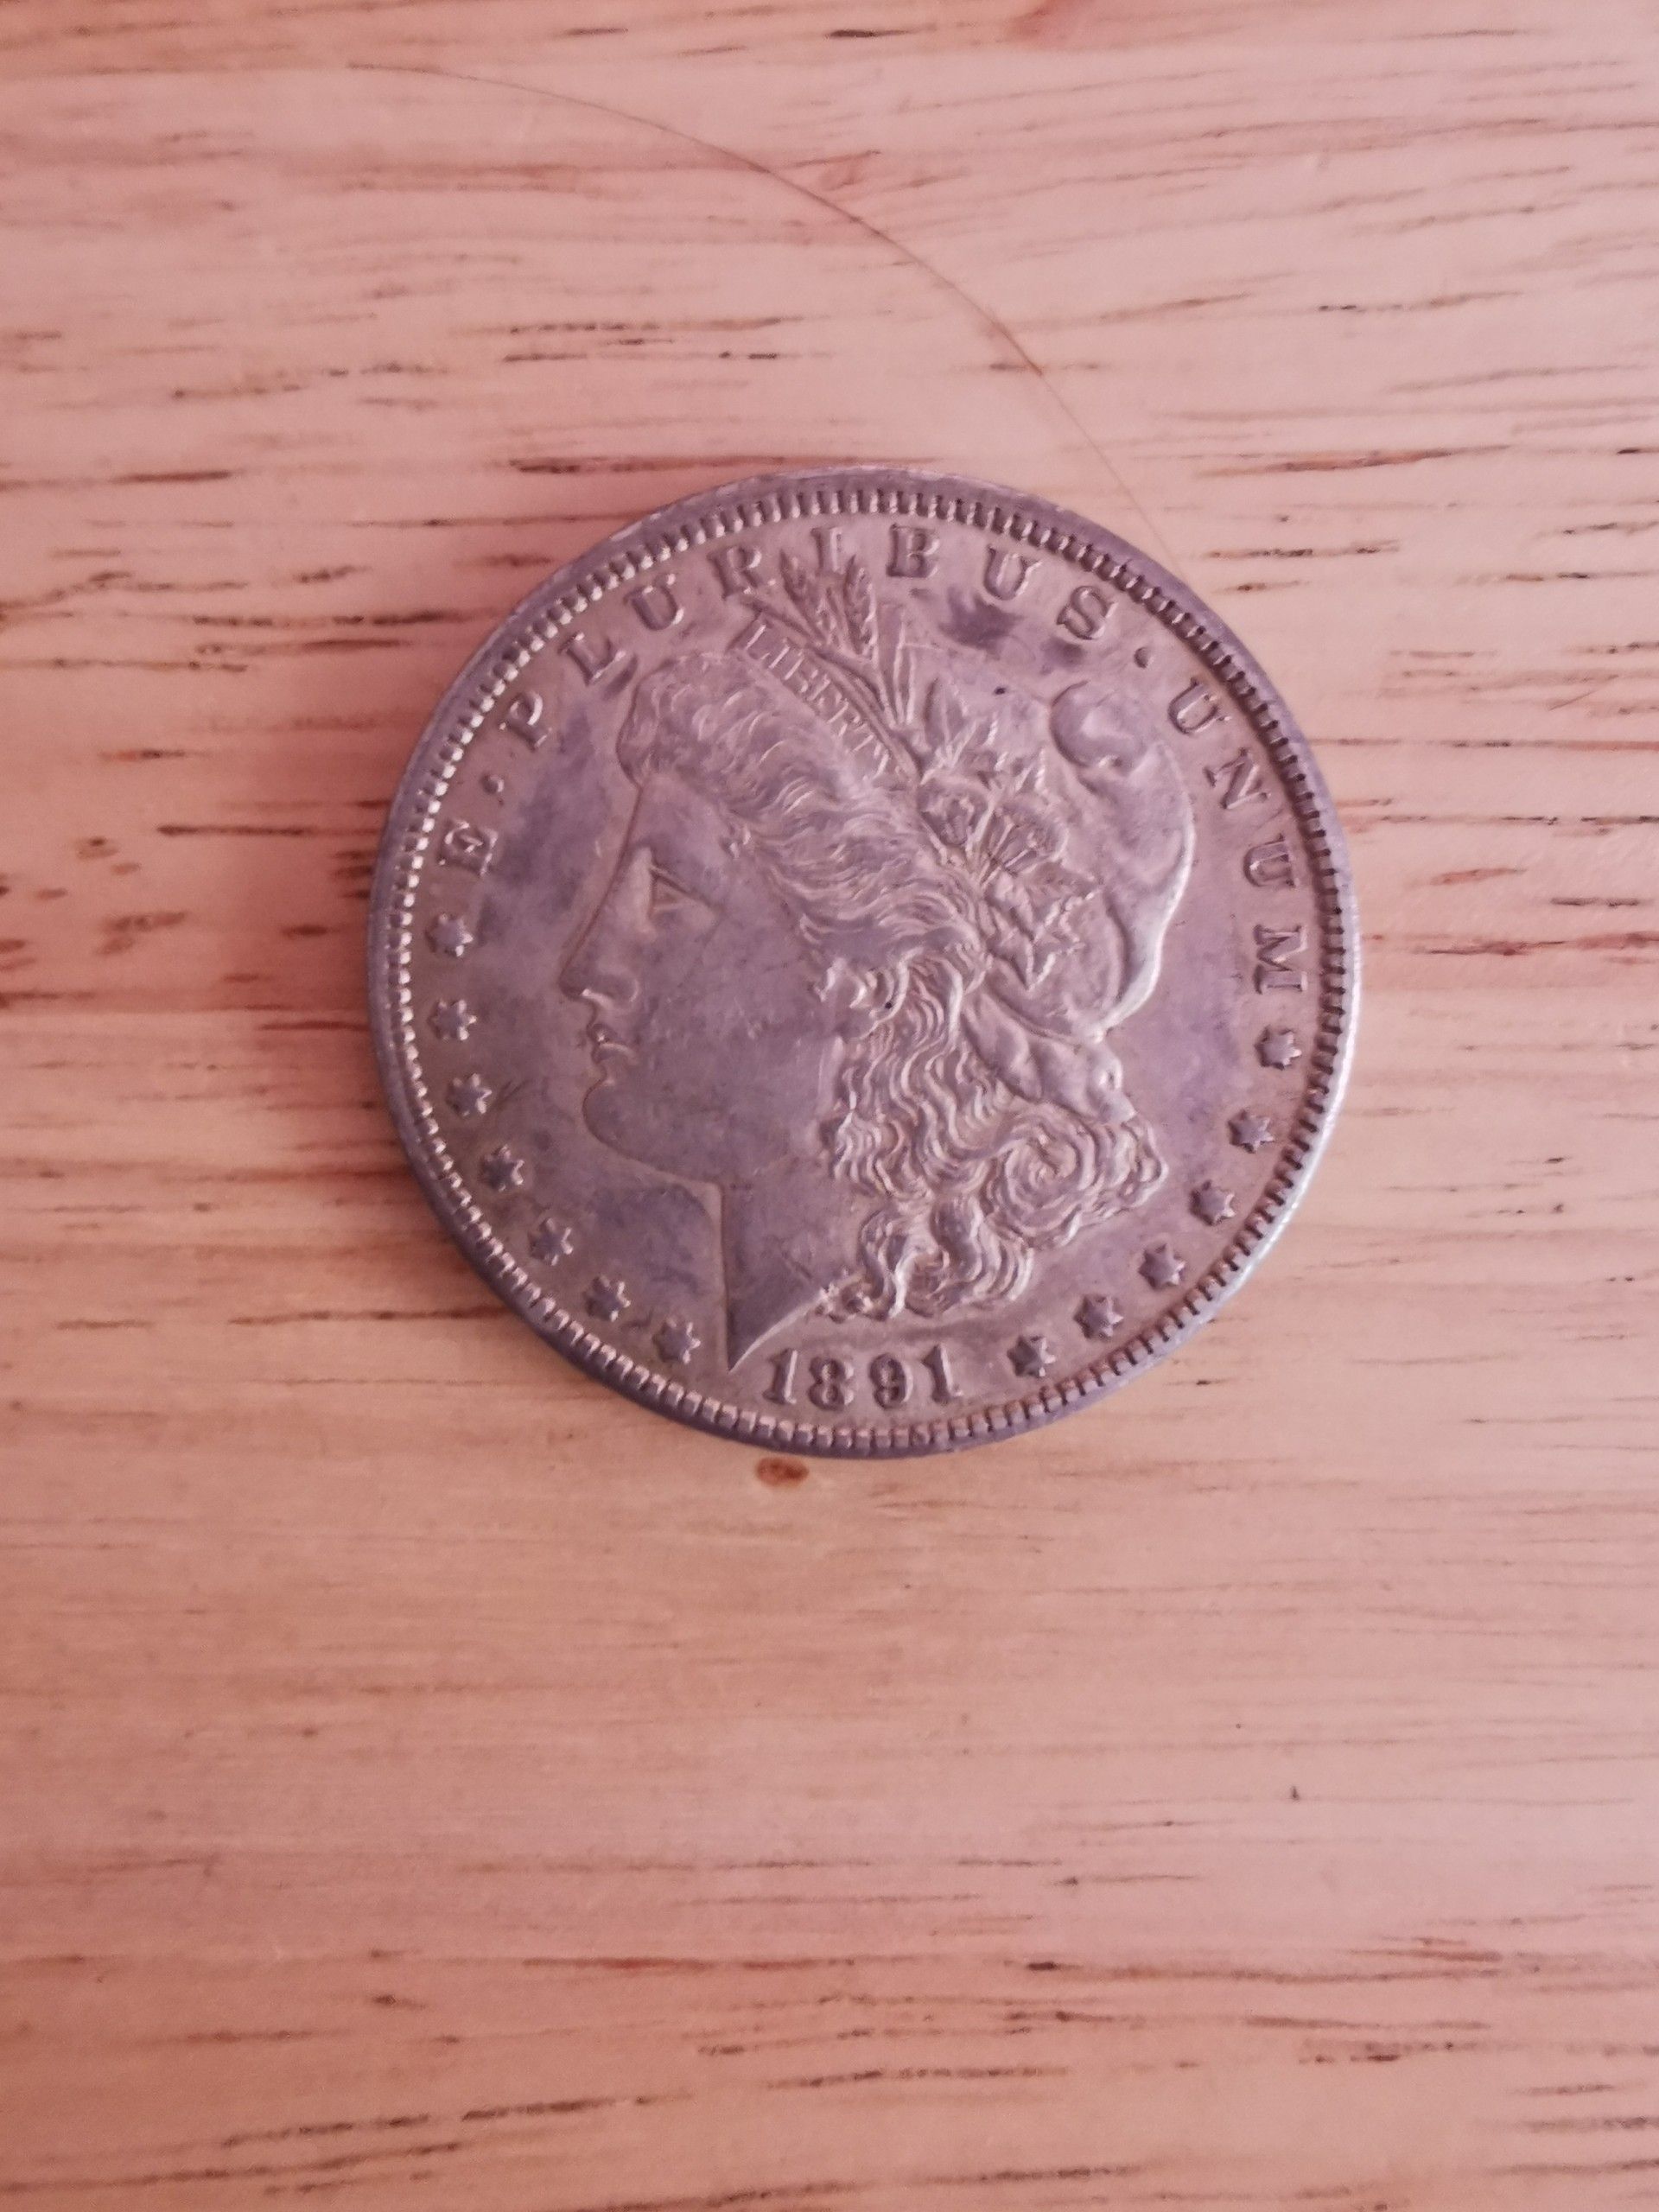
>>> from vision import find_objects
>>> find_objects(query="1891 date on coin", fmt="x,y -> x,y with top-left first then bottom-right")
368,468 -> 1356,1455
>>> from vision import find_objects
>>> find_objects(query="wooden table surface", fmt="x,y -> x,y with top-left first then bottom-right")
4,4 -> 1657,2207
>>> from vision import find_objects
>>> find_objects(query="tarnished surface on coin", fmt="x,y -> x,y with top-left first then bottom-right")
369,469 -> 1356,1454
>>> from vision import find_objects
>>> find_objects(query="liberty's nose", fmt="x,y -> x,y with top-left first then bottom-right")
559,847 -> 643,1006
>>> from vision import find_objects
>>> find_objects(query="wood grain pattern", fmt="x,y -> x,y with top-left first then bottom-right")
3,3 -> 1656,2206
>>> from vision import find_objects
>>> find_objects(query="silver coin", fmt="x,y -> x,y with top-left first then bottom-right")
368,467 -> 1356,1454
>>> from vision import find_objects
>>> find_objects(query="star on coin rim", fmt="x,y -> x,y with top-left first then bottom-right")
367,466 -> 1358,1459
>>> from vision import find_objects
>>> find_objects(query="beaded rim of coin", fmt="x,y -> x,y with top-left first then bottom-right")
368,467 -> 1357,1455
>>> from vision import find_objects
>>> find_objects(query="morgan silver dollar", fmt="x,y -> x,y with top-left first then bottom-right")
368,468 -> 1357,1454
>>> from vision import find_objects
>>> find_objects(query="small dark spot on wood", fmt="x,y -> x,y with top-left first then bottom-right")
102,910 -> 187,956
755,1455 -> 808,1488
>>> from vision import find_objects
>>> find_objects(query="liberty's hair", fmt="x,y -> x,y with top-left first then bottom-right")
616,646 -> 1191,1321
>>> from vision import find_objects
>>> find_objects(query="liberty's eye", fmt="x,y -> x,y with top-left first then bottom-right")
647,866 -> 700,921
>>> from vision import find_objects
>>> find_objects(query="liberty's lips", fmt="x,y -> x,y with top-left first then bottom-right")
584,1014 -> 635,1065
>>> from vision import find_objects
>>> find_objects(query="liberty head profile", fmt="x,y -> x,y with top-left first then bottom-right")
559,553 -> 1196,1368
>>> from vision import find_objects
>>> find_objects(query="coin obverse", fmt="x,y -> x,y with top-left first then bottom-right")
369,468 -> 1357,1455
